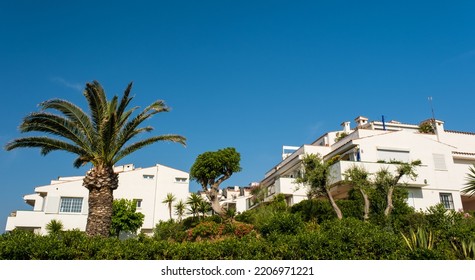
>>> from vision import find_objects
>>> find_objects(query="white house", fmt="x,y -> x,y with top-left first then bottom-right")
5,163 -> 190,235
259,116 -> 475,212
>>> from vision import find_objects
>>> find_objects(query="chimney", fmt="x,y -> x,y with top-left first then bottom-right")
355,116 -> 369,128
434,120 -> 445,142
341,121 -> 351,133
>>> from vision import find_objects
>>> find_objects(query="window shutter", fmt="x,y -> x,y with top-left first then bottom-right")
44,196 -> 60,214
433,154 -> 447,170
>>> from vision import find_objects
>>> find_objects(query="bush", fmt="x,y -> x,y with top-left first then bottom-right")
259,211 -> 304,237
153,220 -> 186,242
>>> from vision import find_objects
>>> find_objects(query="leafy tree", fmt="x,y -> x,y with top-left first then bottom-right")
377,160 -> 420,217
190,147 -> 242,216
46,219 -> 64,235
296,154 -> 342,219
462,164 -> 475,197
174,200 -> 186,222
162,193 -> 176,220
5,81 -> 186,236
344,165 -> 372,221
110,199 -> 144,237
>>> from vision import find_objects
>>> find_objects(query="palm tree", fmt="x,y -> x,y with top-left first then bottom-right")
186,193 -> 203,219
198,200 -> 212,219
174,200 -> 186,222
5,81 -> 186,237
462,164 -> 475,197
46,219 -> 64,235
162,193 -> 176,220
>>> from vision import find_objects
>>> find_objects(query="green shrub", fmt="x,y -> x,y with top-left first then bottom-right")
259,211 -> 304,237
153,220 -> 186,242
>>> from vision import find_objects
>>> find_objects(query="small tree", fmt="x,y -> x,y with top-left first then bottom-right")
46,219 -> 64,235
377,160 -> 421,217
190,147 -> 242,216
344,165 -> 372,221
162,193 -> 176,220
174,200 -> 186,222
296,154 -> 342,220
110,199 -> 144,237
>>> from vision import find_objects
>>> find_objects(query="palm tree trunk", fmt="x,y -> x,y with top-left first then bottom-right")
168,205 -> 172,220
326,189 -> 343,220
83,166 -> 118,237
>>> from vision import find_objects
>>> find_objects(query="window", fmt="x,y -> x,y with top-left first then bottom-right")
377,148 -> 410,163
59,197 -> 83,213
143,174 -> 155,180
439,193 -> 454,210
433,154 -> 447,170
175,177 -> 187,183
135,199 -> 142,208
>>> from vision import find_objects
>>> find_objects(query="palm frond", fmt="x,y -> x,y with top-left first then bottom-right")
19,112 -> 92,154
5,136 -> 87,156
113,135 -> 186,164
39,99 -> 96,145
462,165 -> 475,197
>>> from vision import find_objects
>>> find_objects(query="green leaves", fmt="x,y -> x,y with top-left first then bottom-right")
5,80 -> 186,169
190,147 -> 242,188
462,165 -> 475,197
110,199 -> 145,237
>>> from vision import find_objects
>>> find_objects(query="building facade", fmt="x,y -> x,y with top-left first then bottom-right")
260,116 -> 475,212
5,163 -> 190,235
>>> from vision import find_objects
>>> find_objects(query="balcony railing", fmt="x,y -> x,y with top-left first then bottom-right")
329,160 -> 431,187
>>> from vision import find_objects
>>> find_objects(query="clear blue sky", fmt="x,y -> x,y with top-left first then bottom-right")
1,1 -> 475,232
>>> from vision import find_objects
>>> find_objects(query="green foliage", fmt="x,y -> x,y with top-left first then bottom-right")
259,211 -> 304,237
190,147 -> 242,188
452,240 -> 475,260
418,121 -> 435,134
335,132 -> 349,143
153,220 -> 186,242
296,154 -> 329,197
46,219 -> 64,235
401,227 -> 434,251
162,193 -> 176,220
462,164 -> 475,197
186,221 -> 224,241
110,199 -> 144,237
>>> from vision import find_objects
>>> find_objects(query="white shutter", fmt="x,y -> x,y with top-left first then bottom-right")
44,196 -> 60,214
377,149 -> 410,162
81,197 -> 89,214
433,154 -> 447,170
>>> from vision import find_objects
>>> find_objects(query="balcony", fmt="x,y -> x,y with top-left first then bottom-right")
329,160 -> 431,187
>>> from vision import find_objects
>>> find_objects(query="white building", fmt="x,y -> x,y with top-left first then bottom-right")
5,163 -> 190,235
260,116 -> 475,212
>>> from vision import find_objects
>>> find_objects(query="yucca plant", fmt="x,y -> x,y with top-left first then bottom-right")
401,227 -> 434,251
5,81 -> 186,237
452,240 -> 475,260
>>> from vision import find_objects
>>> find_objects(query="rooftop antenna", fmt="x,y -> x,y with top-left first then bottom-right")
428,96 -> 440,141
428,96 -> 436,121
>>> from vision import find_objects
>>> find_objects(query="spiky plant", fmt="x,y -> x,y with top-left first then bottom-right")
46,219 -> 64,235
174,200 -> 186,222
5,81 -> 186,236
462,165 -> 475,197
